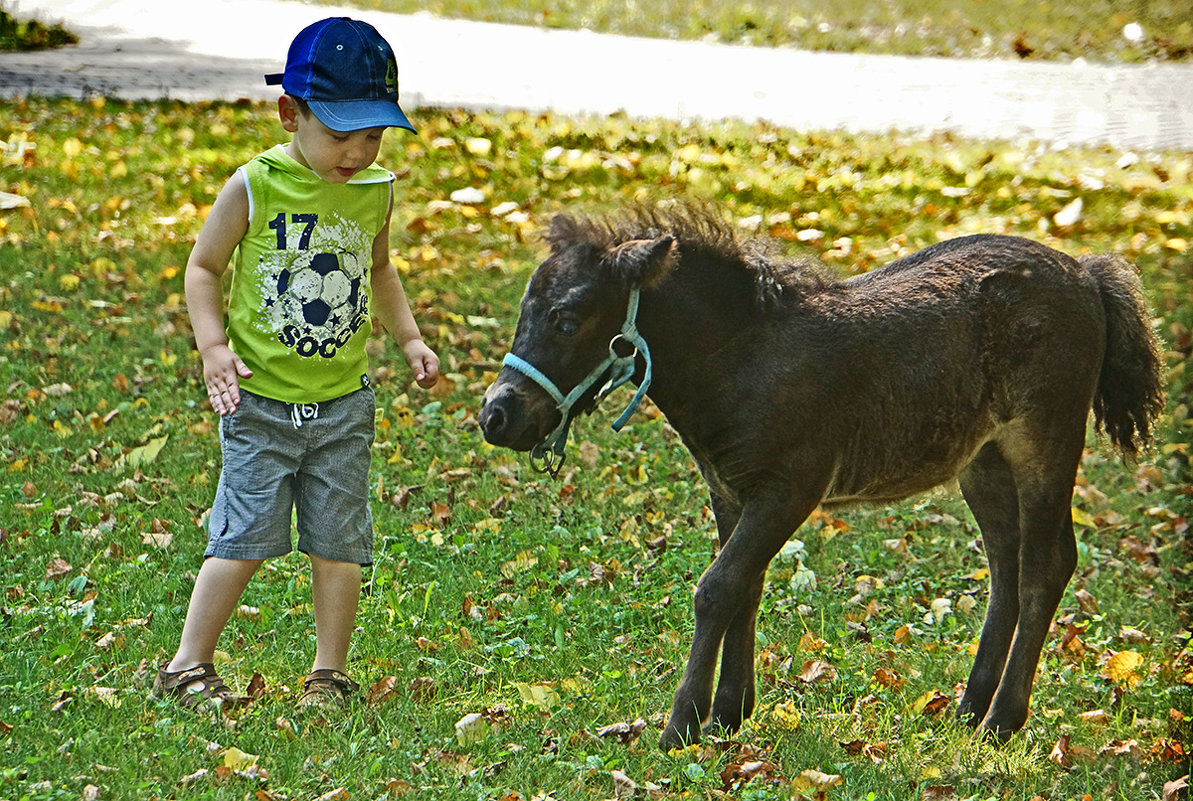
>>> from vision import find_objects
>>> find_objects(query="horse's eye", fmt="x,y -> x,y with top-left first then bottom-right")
550,310 -> 579,336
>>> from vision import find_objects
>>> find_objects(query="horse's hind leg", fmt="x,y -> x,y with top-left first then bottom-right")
978,425 -> 1083,740
957,443 -> 1022,727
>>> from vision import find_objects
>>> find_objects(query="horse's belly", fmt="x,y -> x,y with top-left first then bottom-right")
823,434 -> 988,506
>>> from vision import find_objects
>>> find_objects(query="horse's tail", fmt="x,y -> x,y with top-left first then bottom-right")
1080,254 -> 1165,459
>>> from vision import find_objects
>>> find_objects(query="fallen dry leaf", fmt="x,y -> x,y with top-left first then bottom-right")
611,769 -> 637,799
245,672 -> 266,700
922,785 -> 955,800
1101,650 -> 1144,688
799,659 -> 838,684
408,676 -> 436,703
1049,733 -> 1073,769
595,718 -> 647,745
840,739 -> 888,764
44,558 -> 72,580
910,689 -> 951,717
312,789 -> 349,801
1101,738 -> 1145,760
366,675 -> 397,705
1162,774 -> 1188,801
721,758 -> 779,791
792,768 -> 843,797
1073,588 -> 1098,614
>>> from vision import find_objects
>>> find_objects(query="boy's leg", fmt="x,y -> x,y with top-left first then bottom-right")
168,556 -> 263,676
309,553 -> 362,673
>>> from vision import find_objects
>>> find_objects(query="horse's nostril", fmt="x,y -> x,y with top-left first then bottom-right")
480,403 -> 505,436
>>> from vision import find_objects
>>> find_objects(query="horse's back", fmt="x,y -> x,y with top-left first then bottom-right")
806,234 -> 1107,502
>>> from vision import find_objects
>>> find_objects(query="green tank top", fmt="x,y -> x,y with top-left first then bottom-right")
226,145 -> 393,403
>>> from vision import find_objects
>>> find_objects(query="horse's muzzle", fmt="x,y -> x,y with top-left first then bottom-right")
478,375 -> 559,452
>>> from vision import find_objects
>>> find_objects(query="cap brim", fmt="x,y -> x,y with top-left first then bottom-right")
308,99 -> 416,133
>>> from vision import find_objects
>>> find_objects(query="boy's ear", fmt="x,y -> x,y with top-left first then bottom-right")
278,95 -> 301,133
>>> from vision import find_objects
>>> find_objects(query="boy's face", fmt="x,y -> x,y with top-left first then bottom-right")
279,96 -> 386,184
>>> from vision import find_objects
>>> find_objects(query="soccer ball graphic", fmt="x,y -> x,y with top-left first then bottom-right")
274,250 -> 366,358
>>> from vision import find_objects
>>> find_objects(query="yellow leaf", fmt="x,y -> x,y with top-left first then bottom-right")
626,464 -> 649,485
126,434 -> 169,467
454,712 -> 488,745
465,138 -> 492,156
1071,507 -> 1096,528
63,138 -> 84,157
792,769 -> 843,792
769,699 -> 801,730
222,746 -> 258,771
0,310 -> 11,328
58,274 -> 80,292
514,681 -> 559,709
472,518 -> 502,534
501,550 -> 538,578
1164,238 -> 1188,253
1101,650 -> 1144,688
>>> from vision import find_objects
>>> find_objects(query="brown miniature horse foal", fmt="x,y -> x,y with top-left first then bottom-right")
479,204 -> 1164,750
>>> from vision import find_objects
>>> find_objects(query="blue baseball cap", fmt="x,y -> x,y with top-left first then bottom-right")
265,17 -> 416,133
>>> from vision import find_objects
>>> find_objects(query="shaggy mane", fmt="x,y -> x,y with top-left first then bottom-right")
546,201 -> 835,307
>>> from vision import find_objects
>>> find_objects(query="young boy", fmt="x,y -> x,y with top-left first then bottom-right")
153,17 -> 439,709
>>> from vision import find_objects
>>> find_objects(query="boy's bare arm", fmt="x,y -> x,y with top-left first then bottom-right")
185,172 -> 253,415
370,214 -> 440,389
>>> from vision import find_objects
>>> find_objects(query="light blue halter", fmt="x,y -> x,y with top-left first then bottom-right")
501,289 -> 653,477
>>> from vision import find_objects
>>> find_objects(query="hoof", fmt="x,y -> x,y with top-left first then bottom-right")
955,705 -> 982,730
701,716 -> 742,740
658,723 -> 701,752
975,718 -> 1019,745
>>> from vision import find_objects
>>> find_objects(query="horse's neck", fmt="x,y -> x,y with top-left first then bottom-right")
637,268 -> 761,421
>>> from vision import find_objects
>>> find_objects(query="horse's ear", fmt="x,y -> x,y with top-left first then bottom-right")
604,235 -> 677,288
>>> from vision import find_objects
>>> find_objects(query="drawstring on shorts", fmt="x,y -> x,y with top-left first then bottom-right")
291,402 -> 320,428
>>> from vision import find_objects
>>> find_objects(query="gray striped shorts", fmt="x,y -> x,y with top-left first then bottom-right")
205,386 -> 375,565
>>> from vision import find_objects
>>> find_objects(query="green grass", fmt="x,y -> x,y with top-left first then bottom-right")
317,0 -> 1193,62
1,96 -> 1191,800
0,7 -> 76,51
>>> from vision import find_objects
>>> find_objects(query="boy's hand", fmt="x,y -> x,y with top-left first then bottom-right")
402,339 -> 440,389
201,343 -> 253,415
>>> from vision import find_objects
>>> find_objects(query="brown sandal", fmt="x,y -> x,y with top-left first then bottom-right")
151,662 -> 244,710
296,669 -> 359,708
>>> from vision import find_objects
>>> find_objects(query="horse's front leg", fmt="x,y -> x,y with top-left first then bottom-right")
659,491 -> 819,751
704,492 -> 762,735
706,568 -> 766,734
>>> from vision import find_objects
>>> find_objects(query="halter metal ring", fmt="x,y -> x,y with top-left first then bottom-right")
532,447 -> 566,477
608,333 -> 639,360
